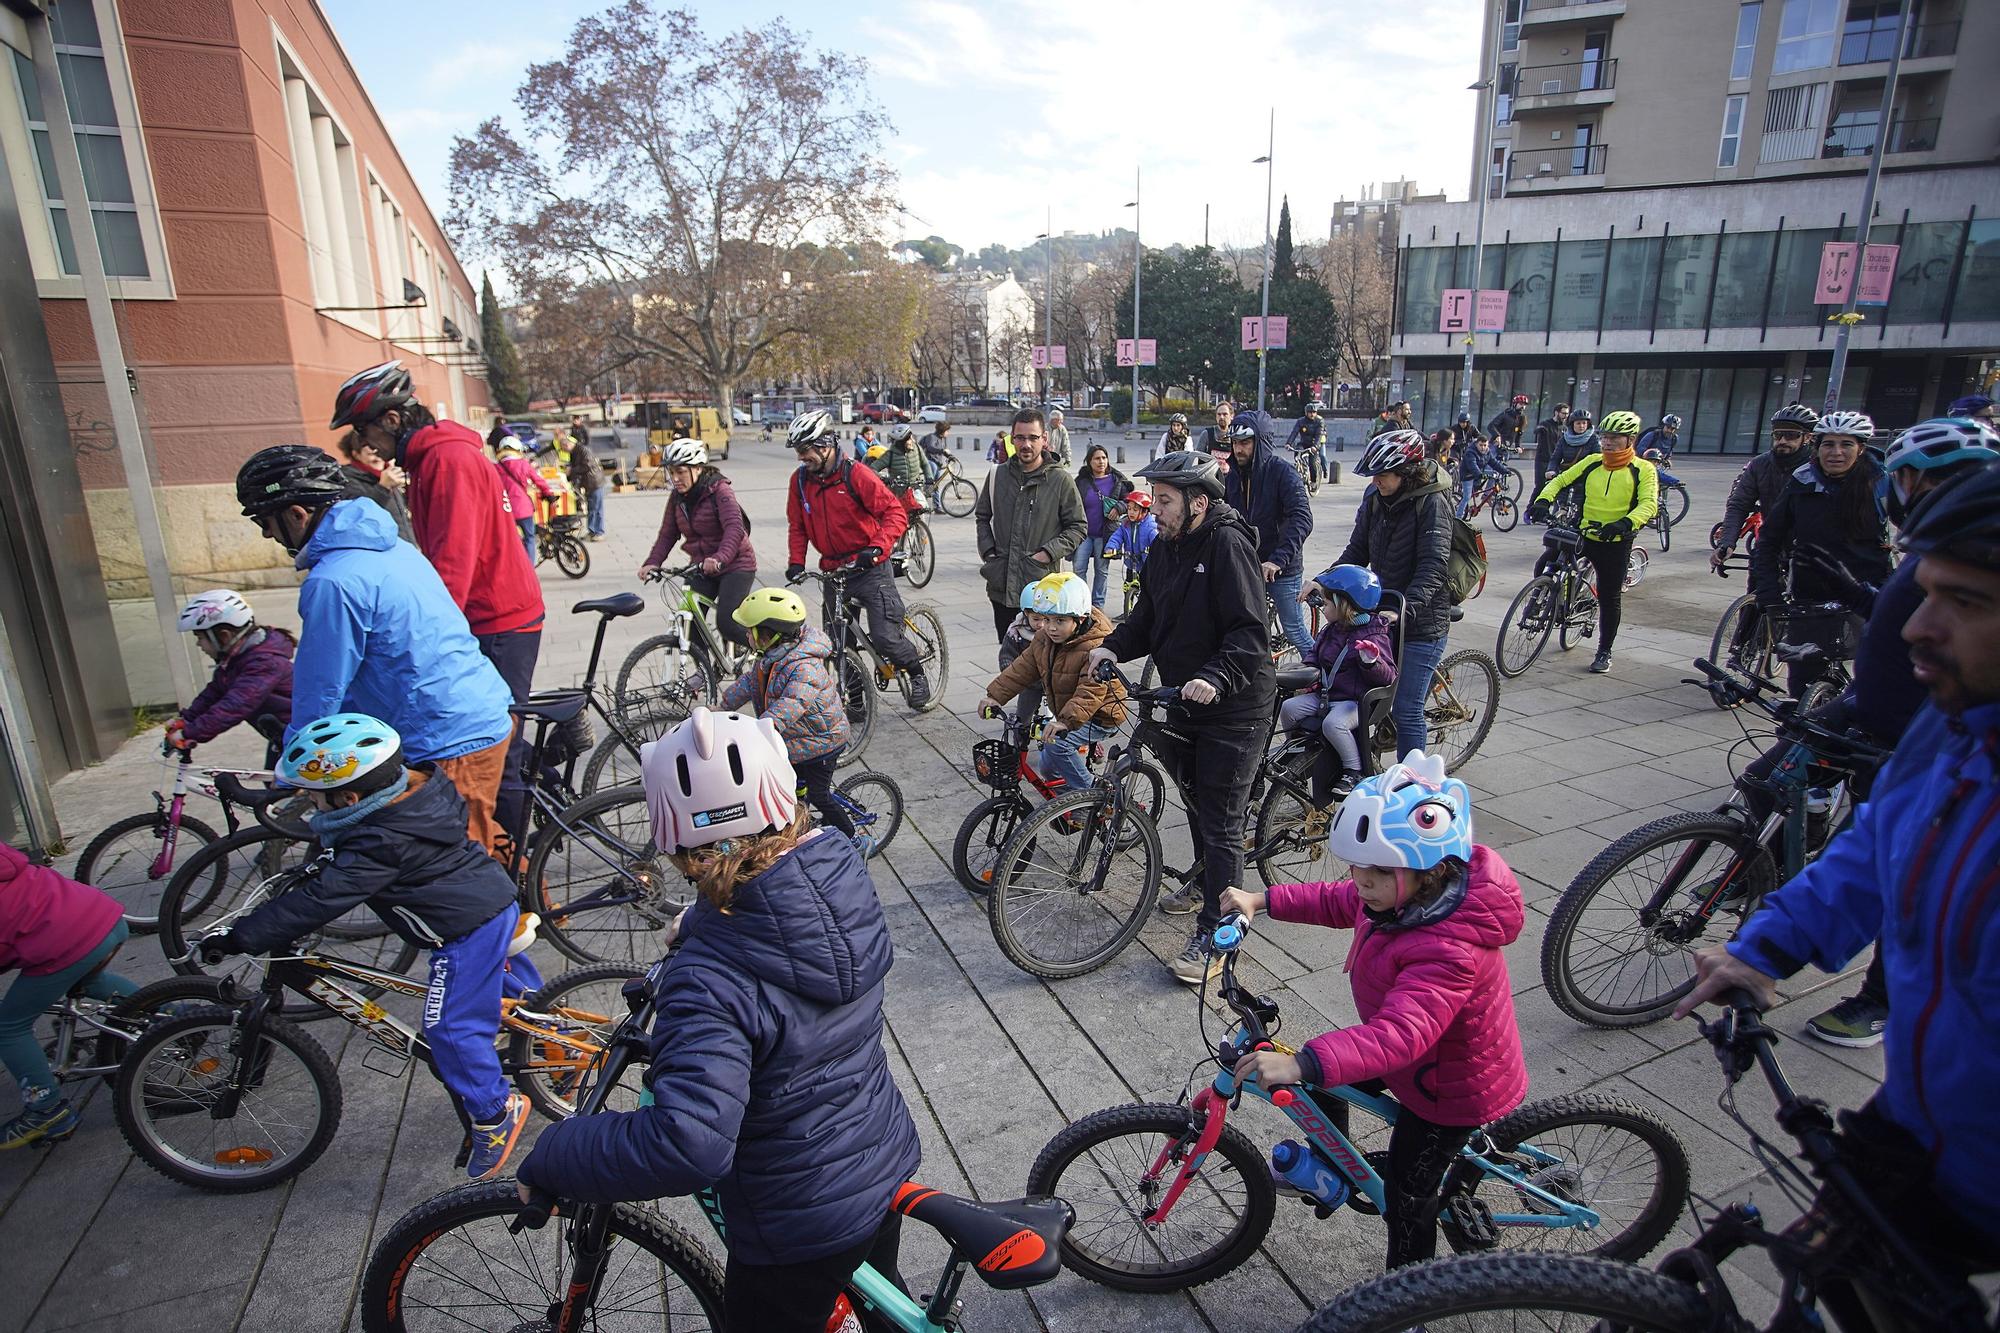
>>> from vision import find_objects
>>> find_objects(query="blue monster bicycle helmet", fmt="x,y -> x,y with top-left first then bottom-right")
1311,564 -> 1382,612
1324,751 -> 1473,872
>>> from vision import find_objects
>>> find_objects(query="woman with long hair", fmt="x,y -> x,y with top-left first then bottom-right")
1071,443 -> 1133,608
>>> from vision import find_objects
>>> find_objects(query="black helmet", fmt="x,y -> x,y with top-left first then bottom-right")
1660,413 -> 1683,429
329,361 -> 414,430
236,446 -> 349,517
1896,462 -> 2000,568
1770,402 -> 1820,431
1136,450 -> 1225,499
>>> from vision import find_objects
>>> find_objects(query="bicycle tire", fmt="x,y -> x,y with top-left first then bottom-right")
1498,465 -> 1524,502
988,789 -> 1162,979
953,794 -> 1027,896
1662,482 -> 1690,528
897,605 -> 949,714
1559,577 -> 1598,653
87,975 -> 232,1070
1424,650 -> 1501,773
1496,577 -> 1558,677
613,634 -> 712,730
76,810 -> 222,932
1706,595 -> 1772,709
1489,494 -> 1519,532
359,1179 -> 727,1333
507,961 -> 646,1120
1541,811 -> 1774,1027
1655,506 -> 1672,553
526,786 -> 687,968
837,771 -> 904,858
939,475 -> 977,518
555,536 -> 590,579
1024,1101 -> 1275,1292
1294,1252 -> 1711,1333
902,517 -> 935,588
1254,783 -> 1339,888
578,728 -> 644,795
833,648 -> 877,766
116,1004 -> 341,1193
1443,1092 -> 1688,1262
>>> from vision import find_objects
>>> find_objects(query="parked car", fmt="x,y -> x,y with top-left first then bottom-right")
857,402 -> 910,424
731,407 -> 754,426
916,404 -> 951,423
964,397 -> 1017,409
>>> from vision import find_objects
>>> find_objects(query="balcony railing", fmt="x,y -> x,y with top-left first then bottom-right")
1515,57 -> 1618,98
1510,143 -> 1609,182
1839,19 -> 1959,65
1820,115 -> 1943,158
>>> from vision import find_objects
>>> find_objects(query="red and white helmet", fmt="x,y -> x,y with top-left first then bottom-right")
641,707 -> 798,853
177,589 -> 254,633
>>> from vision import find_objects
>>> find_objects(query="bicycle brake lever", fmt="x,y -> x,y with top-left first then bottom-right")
509,1190 -> 559,1232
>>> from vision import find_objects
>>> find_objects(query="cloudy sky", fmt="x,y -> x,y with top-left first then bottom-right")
325,0 -> 1484,263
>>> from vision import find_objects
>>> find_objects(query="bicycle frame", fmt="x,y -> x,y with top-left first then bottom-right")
39,996 -> 145,1081
648,568 -> 740,686
144,750 -> 293,874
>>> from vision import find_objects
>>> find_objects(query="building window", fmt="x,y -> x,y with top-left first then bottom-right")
1731,3 -> 1763,78
277,43 -> 369,313
3,0 -> 169,290
1501,0 -> 1522,52
1488,146 -> 1506,200
1496,63 -> 1516,124
1759,82 -> 1824,162
1717,94 -> 1747,166
371,176 -> 418,342
1773,0 -> 1839,73
1839,1 -> 1902,65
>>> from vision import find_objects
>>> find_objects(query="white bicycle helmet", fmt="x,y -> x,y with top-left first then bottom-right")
787,409 -> 838,450
1024,572 -> 1091,618
641,707 -> 799,853
278,712 -> 404,793
1356,429 -> 1428,477
1883,416 -> 1996,474
177,589 -> 254,633
1815,410 -> 1874,442
1324,751 -> 1473,871
660,438 -> 707,468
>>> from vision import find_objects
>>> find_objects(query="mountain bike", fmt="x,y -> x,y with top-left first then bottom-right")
33,972 -> 230,1094
74,744 -> 312,931
535,513 -> 591,579
1647,466 -> 1690,552
1027,913 -> 1687,1293
357,957 -> 1075,1333
1539,658 -> 1885,1027
1494,522 -> 1599,678
814,766 -> 905,859
929,448 -> 978,517
1710,507 -> 1763,556
893,500 -> 936,588
1291,441 -> 1324,495
613,566 -> 750,747
1707,549 -> 1863,713
1296,989 -> 1990,1333
798,563 -> 952,766
1110,549 -> 1143,620
116,925 -> 641,1192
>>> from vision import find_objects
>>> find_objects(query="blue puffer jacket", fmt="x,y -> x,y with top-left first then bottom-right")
289,498 -> 511,762
1222,411 -> 1313,577
1729,699 -> 2000,1246
516,829 -> 922,1265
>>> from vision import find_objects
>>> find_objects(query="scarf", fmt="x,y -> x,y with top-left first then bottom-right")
307,768 -> 412,846
1561,427 -> 1597,449
1599,444 -> 1635,469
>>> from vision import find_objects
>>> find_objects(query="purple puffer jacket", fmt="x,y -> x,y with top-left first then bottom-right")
1304,616 -> 1396,701
181,627 -> 296,746
720,626 -> 847,763
645,473 -> 757,573
1266,845 -> 1528,1127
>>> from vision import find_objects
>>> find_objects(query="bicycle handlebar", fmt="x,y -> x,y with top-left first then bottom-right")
213,771 -> 287,811
1685,659 -> 1888,768
1092,659 -> 1183,708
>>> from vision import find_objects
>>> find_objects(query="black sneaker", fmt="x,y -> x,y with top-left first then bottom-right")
904,668 -> 933,711
1806,995 -> 1887,1048
1589,650 -> 1613,674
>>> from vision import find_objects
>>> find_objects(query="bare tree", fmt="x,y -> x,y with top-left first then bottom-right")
448,3 -> 896,414
515,280 -> 648,411
772,245 -> 925,395
1314,233 -> 1397,401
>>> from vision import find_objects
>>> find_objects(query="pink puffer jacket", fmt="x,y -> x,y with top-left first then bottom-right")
1265,844 -> 1528,1127
0,842 -> 124,977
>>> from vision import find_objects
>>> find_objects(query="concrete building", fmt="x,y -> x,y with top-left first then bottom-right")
1387,0 -> 1998,449
1328,179 -> 1446,254
0,0 -> 490,841
939,270 -> 1036,395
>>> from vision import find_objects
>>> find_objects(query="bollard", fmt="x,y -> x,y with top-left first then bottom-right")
1327,460 -> 1341,485
1116,445 -> 1126,464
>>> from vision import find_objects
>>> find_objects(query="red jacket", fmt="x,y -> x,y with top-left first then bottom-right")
1265,844 -> 1528,1127
785,459 -> 909,570
0,843 -> 124,977
403,422 -> 546,636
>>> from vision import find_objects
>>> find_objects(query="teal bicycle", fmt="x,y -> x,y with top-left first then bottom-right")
359,960 -> 1073,1332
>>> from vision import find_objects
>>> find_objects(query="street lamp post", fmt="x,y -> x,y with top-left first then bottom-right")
1253,109 -> 1274,413
1460,0 -> 1502,425
1126,170 -> 1140,430
1042,209 -> 1054,406
1823,34 -> 1905,411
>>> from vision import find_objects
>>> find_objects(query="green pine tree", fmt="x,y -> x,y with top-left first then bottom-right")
480,272 -> 529,415
1273,197 -> 1297,284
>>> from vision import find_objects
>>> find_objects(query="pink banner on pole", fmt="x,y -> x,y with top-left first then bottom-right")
1857,244 -> 1899,306
1137,338 -> 1157,365
1474,289 -> 1509,332
1240,317 -> 1263,350
1048,345 -> 1067,368
1115,338 -> 1136,367
1815,242 -> 1858,304
1030,345 -> 1049,370
1439,289 -> 1473,333
1264,317 -> 1288,349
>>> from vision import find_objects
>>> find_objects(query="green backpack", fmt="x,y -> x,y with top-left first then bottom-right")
1444,512 -> 1489,604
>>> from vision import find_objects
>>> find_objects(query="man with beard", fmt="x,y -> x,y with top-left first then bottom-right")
1530,401 -> 1570,495
1224,409 -> 1314,657
1677,463 -> 2000,1279
1089,452 -> 1276,986
1713,402 -> 1819,664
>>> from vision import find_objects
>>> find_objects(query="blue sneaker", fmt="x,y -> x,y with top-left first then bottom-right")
0,1100 -> 79,1150
851,830 -> 880,859
465,1092 -> 528,1181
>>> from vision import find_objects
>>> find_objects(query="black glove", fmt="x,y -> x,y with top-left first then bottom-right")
201,929 -> 243,962
1599,517 -> 1635,541
785,563 -> 806,584
854,546 -> 884,570
1529,499 -> 1551,523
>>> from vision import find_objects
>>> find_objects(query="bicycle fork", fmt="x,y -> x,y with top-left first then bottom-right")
1140,1086 -> 1230,1224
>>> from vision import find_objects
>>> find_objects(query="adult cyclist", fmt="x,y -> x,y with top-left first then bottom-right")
1486,393 -> 1530,456
1284,400 -> 1329,481
1678,465 -> 2000,1275
1155,412 -> 1193,459
1636,413 -> 1682,463
1713,402 -> 1819,664
1530,410 -> 1659,674
1224,410 -> 1315,658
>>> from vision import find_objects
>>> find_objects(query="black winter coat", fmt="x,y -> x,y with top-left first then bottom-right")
1103,504 -> 1277,724
1222,411 -> 1313,576
1715,447 -> 1805,550
1532,417 -> 1567,485
1751,457 -> 1892,610
228,766 -> 515,953
1336,463 -> 1455,643
340,462 -> 415,543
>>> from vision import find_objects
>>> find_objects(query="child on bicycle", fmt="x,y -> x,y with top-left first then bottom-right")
0,842 -> 136,1149
979,573 -> 1128,796
1280,565 -> 1396,805
169,589 -> 296,766
1221,752 -> 1527,1272
204,712 -> 527,1180
1103,490 -> 1157,574
515,708 -> 922,1333
721,589 -> 854,839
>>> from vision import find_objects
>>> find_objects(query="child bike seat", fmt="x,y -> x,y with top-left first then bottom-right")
890,1182 -> 1072,1290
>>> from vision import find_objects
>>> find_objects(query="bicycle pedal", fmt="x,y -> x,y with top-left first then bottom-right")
1444,1194 -> 1499,1249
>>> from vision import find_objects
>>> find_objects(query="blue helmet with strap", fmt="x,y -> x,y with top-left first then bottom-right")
278,713 -> 404,793
1311,564 -> 1382,612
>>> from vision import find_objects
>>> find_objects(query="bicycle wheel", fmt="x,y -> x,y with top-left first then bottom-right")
902,517 -> 935,588
1424,650 -> 1501,773
1497,465 -> 1524,501
1489,494 -> 1519,532
82,975 -> 232,1071
1558,580 -> 1598,653
1254,782 -> 1341,888
988,789 -> 1162,979
1496,577 -> 1558,678
115,1005 -> 341,1192
1623,546 -> 1649,591
837,771 -> 904,858
1444,1093 -> 1688,1262
897,605 -> 949,714
1541,812 -> 1774,1027
507,961 -> 646,1120
1662,483 -> 1690,528
76,811 -> 221,932
1706,595 -> 1771,707
1025,1101 -> 1275,1293
953,794 -> 1027,896
358,1179 -> 727,1333
526,786 -> 689,967
555,536 -> 590,579
1295,1252 -> 1711,1333
614,634 -> 711,730
579,729 -> 644,795
939,474 -> 977,518
1654,506 -> 1672,553
833,648 -> 877,766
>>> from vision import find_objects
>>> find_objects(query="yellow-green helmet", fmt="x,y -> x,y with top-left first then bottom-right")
733,587 -> 809,634
1599,410 -> 1643,436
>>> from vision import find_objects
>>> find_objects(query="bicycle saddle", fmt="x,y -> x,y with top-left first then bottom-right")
509,690 -> 590,725
1275,665 -> 1319,693
572,593 -> 645,619
890,1183 -> 1071,1290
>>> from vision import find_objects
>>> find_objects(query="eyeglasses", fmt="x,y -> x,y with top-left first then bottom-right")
1771,430 -> 1806,441
1011,432 -> 1044,443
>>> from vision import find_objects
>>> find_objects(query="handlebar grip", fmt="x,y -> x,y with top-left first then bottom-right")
214,772 -> 285,810
1718,986 -> 1768,1014
1093,659 -> 1118,683
509,1189 -> 559,1232
199,945 -> 231,969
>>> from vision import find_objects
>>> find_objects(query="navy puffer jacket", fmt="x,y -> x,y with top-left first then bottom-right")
1222,410 -> 1313,576
516,829 -> 921,1265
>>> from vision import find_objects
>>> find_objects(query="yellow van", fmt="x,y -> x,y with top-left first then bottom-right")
633,404 -> 732,487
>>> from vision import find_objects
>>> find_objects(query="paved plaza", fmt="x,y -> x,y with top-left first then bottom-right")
1,435 -> 1884,1332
